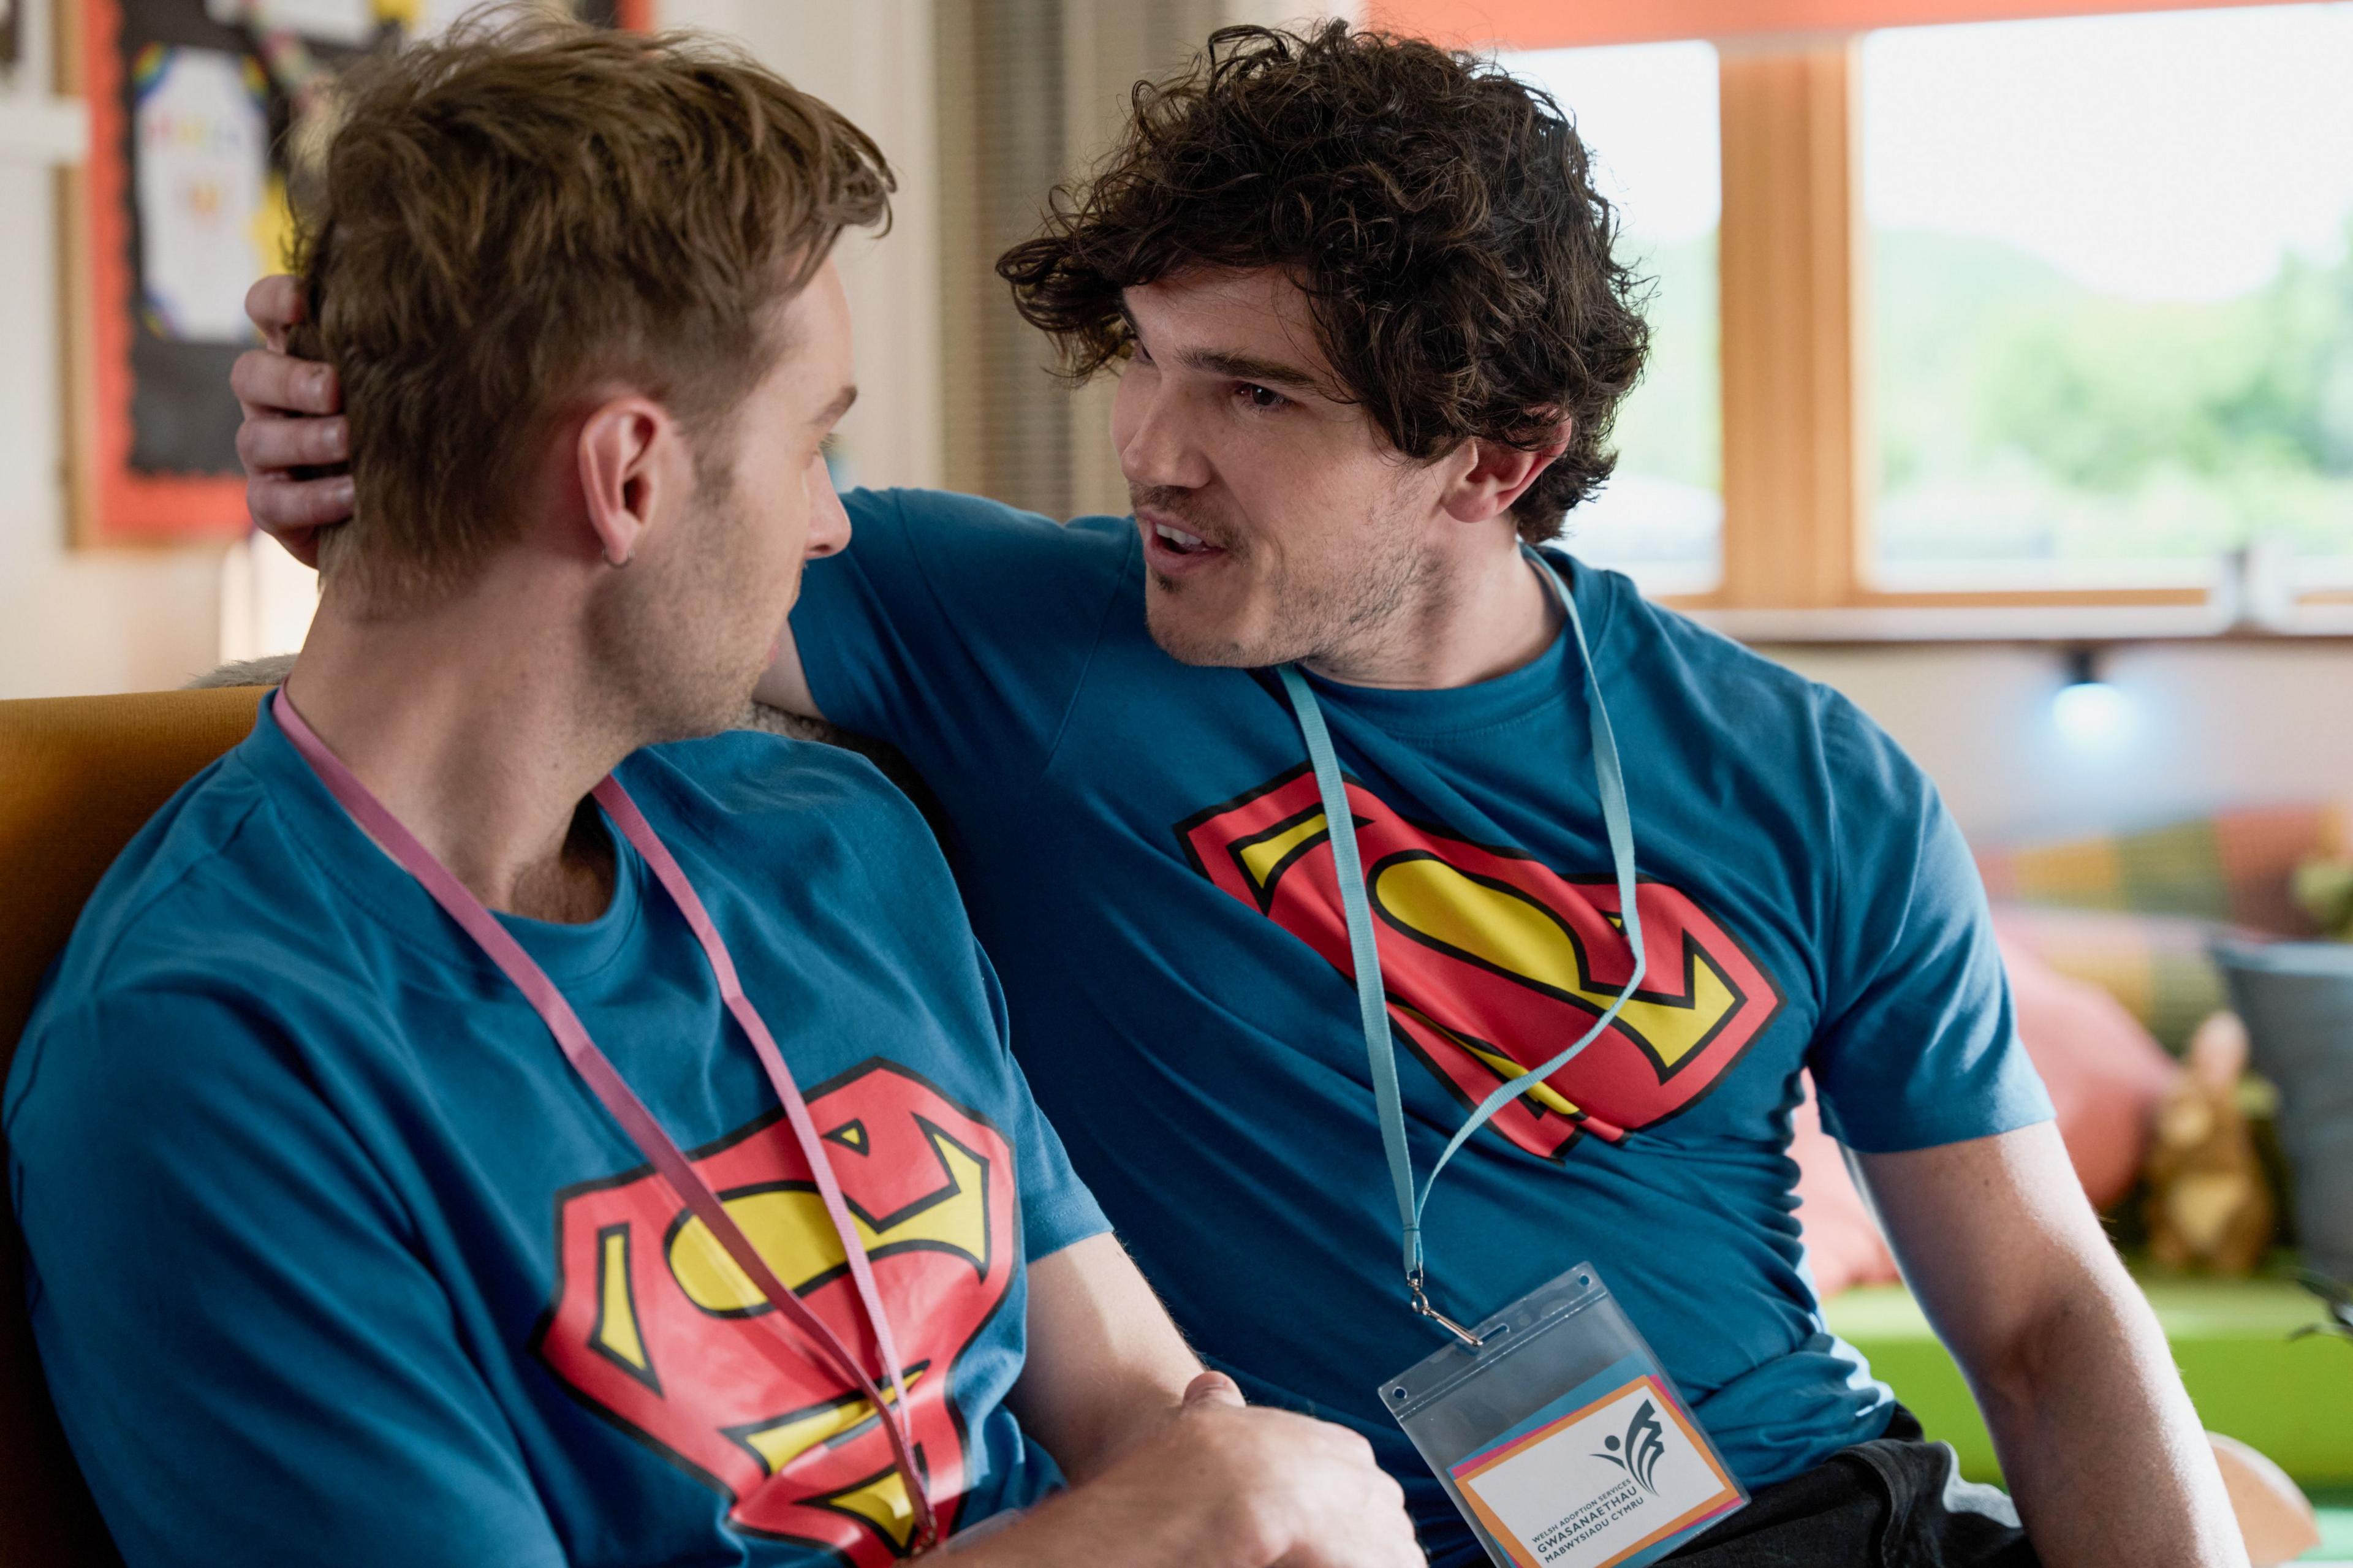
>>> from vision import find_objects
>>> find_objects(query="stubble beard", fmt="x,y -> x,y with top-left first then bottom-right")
586,474 -> 773,748
1141,495 -> 1435,673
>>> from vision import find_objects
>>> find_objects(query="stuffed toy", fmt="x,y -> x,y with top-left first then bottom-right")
2143,1012 -> 2275,1276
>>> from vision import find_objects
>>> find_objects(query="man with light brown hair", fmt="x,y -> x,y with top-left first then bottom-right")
6,17 -> 1418,1568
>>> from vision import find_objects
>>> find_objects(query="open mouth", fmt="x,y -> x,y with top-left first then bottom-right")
1140,512 -> 1230,572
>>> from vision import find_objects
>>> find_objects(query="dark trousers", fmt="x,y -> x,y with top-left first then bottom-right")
1664,1408 -> 2039,1567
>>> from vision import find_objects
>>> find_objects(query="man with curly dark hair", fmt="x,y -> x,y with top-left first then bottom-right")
997,22 -> 1649,548
235,20 -> 2242,1568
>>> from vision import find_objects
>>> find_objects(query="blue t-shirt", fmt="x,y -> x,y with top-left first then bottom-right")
792,488 -> 2054,1563
6,697 -> 1107,1568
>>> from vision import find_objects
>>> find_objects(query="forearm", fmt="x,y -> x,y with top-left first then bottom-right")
1861,1129 -> 2247,1568
957,1353 -> 1420,1568
1052,1373 -> 1192,1481
1009,1235 -> 1203,1482
941,1480 -> 1256,1568
1974,1265 -> 2245,1568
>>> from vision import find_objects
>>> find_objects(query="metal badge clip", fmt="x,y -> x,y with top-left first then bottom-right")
1410,1270 -> 1485,1350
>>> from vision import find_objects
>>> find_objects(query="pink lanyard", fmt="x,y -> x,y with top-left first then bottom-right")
271,690 -> 939,1553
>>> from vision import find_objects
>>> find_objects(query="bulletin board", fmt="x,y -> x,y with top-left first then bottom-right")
60,0 -> 653,547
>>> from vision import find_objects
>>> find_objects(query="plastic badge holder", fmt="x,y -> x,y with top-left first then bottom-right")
1381,1264 -> 1745,1568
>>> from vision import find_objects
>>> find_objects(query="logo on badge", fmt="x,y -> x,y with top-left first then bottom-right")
532,1060 -> 1018,1562
1450,1371 -> 1745,1568
1177,765 -> 1783,1159
1594,1399 -> 1667,1496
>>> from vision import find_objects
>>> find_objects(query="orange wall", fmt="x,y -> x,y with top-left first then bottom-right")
1366,0 -> 2290,49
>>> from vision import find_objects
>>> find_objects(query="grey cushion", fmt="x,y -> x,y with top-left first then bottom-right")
2216,938 -> 2353,1281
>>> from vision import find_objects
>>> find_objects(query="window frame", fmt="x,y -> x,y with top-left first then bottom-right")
1376,4 -> 2353,637
1661,30 -> 2348,629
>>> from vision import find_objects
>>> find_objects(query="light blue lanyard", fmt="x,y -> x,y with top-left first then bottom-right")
1276,547 -> 1645,1342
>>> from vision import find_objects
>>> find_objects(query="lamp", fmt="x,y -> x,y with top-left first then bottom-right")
2052,646 -> 2134,749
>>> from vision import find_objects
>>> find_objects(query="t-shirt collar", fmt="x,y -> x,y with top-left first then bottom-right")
1283,548 -> 1622,740
239,696 -> 646,985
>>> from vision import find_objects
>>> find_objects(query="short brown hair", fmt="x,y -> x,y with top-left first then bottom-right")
290,12 -> 891,608
996,23 -> 1650,543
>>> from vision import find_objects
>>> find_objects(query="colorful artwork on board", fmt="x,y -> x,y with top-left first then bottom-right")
69,0 -> 651,547
203,0 -> 376,45
132,47 -> 272,344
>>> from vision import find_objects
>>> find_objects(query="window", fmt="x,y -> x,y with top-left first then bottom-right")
1863,4 -> 2353,594
1502,41 -> 1722,594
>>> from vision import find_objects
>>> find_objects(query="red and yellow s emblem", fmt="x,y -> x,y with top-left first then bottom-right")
534,1061 -> 1015,1561
1178,767 -> 1781,1159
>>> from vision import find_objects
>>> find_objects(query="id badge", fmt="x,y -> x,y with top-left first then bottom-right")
1379,1264 -> 1744,1568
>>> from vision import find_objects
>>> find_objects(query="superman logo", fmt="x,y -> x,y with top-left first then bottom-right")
1178,766 -> 1782,1160
533,1060 -> 1016,1562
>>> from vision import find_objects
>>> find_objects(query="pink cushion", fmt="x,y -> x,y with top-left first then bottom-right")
1789,1078 -> 1899,1295
1794,938 -> 2179,1297
1996,934 -> 2179,1207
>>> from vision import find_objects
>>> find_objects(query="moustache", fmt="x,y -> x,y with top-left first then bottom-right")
1129,487 -> 1239,552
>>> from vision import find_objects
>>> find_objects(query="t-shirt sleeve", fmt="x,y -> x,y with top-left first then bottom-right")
789,488 -> 1132,787
970,941 -> 1110,1263
6,989 -> 568,1568
1806,695 -> 2055,1153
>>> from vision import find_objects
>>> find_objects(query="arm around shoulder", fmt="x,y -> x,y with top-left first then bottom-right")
781,487 -> 1132,775
752,613 -> 824,720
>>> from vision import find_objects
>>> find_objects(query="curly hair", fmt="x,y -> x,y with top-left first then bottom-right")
996,21 -> 1651,542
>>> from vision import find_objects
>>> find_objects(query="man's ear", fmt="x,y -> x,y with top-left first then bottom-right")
576,395 -> 681,568
1439,422 -> 1573,525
